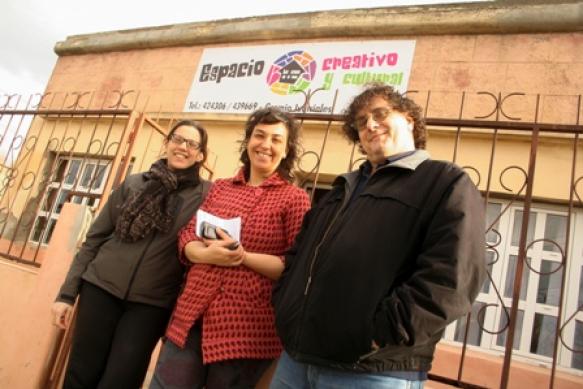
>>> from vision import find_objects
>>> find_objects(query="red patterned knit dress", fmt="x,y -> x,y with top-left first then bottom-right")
165,169 -> 310,363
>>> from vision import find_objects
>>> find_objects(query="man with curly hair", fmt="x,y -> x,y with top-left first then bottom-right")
271,84 -> 486,388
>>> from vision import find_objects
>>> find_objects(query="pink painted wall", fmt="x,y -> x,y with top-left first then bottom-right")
0,203 -> 91,388
45,46 -> 203,111
43,33 -> 583,122
432,343 -> 583,389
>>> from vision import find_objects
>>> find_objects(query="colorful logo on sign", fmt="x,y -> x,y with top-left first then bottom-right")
266,50 -> 316,95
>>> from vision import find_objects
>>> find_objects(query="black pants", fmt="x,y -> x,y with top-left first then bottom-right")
150,323 -> 272,389
63,282 -> 171,389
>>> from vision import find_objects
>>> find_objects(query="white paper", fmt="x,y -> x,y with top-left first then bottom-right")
196,209 -> 241,241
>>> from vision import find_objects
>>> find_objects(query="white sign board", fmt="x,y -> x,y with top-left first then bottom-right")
184,40 -> 416,114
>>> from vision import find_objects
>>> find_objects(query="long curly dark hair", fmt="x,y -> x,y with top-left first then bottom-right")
239,107 -> 301,182
342,84 -> 426,150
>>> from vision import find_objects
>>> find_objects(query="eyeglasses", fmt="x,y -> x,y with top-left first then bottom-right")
169,133 -> 201,150
353,107 -> 392,131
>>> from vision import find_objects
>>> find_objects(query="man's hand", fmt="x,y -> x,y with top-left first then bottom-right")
51,301 -> 73,330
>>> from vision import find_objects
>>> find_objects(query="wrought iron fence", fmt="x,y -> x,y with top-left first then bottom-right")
1,88 -> 582,388
0,91 -> 140,265
0,90 -> 218,266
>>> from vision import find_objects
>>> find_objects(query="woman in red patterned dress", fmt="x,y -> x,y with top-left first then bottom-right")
150,107 -> 311,389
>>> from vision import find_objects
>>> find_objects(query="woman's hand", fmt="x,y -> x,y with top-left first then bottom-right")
204,228 -> 240,249
51,301 -> 73,330
185,228 -> 244,267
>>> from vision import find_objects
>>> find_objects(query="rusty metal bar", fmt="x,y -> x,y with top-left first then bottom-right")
427,118 -> 583,133
308,90 -> 339,203
295,114 -> 583,134
451,91 -> 466,164
0,109 -> 132,115
499,95 -> 541,389
549,95 -> 582,389
110,112 -> 144,191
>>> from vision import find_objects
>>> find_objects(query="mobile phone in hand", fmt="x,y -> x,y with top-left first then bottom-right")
200,221 -> 238,250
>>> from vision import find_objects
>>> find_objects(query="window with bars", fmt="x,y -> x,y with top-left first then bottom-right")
30,156 -> 110,244
444,201 -> 583,373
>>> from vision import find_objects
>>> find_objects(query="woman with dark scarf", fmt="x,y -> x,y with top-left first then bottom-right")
51,120 -> 211,389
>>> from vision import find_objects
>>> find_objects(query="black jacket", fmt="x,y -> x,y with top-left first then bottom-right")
57,173 -> 210,309
273,151 -> 486,372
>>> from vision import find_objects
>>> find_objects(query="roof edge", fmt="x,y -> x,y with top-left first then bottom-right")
54,1 -> 583,56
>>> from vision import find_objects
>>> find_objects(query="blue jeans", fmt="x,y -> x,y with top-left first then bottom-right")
270,351 -> 424,389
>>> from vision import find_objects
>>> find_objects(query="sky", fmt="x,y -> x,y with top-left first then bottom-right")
0,0 -> 489,97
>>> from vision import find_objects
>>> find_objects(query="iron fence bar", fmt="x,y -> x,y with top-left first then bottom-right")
308,90 -> 339,203
0,109 -> 132,115
136,105 -> 180,174
290,114 -> 583,135
476,96 -> 503,386
293,113 -> 343,122
454,89 -> 486,384
1,252 -> 41,267
427,118 -> 583,133
549,95 -> 582,389
451,91 -> 466,164
111,112 -> 144,191
499,95 -> 542,389
140,115 -> 168,173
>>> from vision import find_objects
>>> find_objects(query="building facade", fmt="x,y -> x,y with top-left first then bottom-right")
1,1 -> 583,387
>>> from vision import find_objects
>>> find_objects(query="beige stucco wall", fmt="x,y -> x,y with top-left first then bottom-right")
38,1 -> 583,203
45,31 -> 583,114
38,30 -> 583,202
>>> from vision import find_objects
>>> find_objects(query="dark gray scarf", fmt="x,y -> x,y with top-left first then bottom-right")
115,159 -> 200,242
